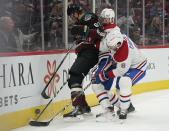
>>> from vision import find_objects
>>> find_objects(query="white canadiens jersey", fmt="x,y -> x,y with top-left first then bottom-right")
99,24 -> 147,77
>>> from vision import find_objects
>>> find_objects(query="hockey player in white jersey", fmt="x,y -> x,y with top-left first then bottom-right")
92,8 -> 147,121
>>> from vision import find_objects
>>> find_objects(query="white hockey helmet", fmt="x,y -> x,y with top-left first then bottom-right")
100,8 -> 115,24
106,30 -> 123,50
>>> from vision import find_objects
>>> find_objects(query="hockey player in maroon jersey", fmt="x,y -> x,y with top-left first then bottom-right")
63,3 -> 104,119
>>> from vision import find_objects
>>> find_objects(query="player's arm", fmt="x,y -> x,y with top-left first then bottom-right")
83,13 -> 105,37
71,25 -> 89,36
99,34 -> 131,80
107,39 -> 132,78
89,28 -> 104,39
108,59 -> 131,78
71,25 -> 103,45
71,13 -> 104,44
92,53 -> 113,84
71,23 -> 104,37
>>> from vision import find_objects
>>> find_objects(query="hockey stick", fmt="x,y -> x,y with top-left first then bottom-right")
33,80 -> 68,122
41,44 -> 75,99
29,82 -> 92,127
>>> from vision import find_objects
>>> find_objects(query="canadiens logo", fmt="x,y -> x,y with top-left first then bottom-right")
44,60 -> 60,97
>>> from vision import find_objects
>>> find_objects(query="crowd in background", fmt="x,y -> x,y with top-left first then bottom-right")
0,0 -> 169,53
0,0 -> 64,52
95,0 -> 169,46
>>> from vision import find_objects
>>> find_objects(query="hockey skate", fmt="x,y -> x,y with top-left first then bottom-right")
118,110 -> 127,124
63,104 -> 91,121
119,110 -> 127,119
117,103 -> 135,116
96,106 -> 115,122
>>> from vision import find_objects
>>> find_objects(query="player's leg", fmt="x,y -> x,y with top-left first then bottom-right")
63,50 -> 98,118
115,87 -> 135,116
117,69 -> 146,119
108,91 -> 119,108
103,78 -> 119,108
117,76 -> 132,119
92,82 -> 115,121
91,56 -> 117,121
91,57 -> 115,109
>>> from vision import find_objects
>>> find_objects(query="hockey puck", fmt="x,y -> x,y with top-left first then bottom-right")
35,109 -> 40,114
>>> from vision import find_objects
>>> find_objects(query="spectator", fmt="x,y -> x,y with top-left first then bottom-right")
0,16 -> 19,52
11,0 -> 39,34
130,25 -> 149,46
47,1 -> 64,49
165,24 -> 169,44
130,26 -> 141,44
49,21 -> 64,49
165,0 -> 169,20
0,0 -> 12,17
132,0 -> 142,8
50,1 -> 63,19
149,1 -> 162,20
148,16 -> 163,45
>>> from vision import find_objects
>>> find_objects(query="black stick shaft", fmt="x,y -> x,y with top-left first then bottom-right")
29,82 -> 91,126
35,99 -> 53,121
35,81 -> 68,121
48,82 -> 92,122
41,44 -> 75,99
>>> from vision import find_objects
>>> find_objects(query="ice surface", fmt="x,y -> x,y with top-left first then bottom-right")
12,89 -> 169,131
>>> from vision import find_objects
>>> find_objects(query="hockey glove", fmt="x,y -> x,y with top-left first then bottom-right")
93,21 -> 105,37
71,25 -> 90,36
96,26 -> 105,37
98,70 -> 109,82
92,70 -> 109,84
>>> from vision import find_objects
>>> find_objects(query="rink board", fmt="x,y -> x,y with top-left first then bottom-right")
0,47 -> 169,131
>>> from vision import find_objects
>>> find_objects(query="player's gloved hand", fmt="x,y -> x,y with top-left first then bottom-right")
96,26 -> 105,37
92,21 -> 105,37
71,25 -> 89,36
75,39 -> 85,45
74,37 -> 90,45
91,70 -> 109,84
71,26 -> 80,35
98,70 -> 109,82
91,75 -> 97,84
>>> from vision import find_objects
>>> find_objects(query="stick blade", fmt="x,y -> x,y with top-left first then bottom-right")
41,91 -> 50,99
29,120 -> 50,126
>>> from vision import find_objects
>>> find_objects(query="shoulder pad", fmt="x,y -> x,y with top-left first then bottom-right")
113,40 -> 128,62
84,14 -> 92,21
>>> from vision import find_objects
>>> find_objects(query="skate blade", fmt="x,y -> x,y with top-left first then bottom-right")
83,112 -> 93,117
119,119 -> 126,124
63,115 -> 84,122
96,117 -> 116,122
96,115 -> 116,122
96,116 -> 108,122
